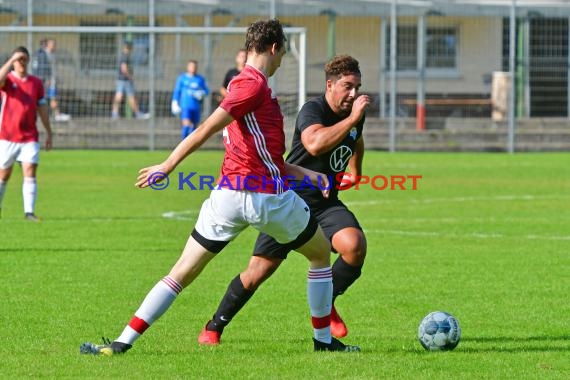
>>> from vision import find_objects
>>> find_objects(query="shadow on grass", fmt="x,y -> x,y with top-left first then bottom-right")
397,335 -> 570,354
393,335 -> 570,354
462,335 -> 570,343
458,335 -> 570,353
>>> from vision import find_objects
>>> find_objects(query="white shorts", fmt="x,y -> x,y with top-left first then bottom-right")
194,188 -> 310,244
0,140 -> 40,169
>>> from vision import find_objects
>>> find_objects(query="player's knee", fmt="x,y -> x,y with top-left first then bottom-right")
341,248 -> 366,266
334,232 -> 367,265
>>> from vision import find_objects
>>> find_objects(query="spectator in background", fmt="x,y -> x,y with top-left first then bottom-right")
32,38 -> 71,122
171,60 -> 210,139
219,49 -> 246,101
0,46 -> 53,222
111,41 -> 150,120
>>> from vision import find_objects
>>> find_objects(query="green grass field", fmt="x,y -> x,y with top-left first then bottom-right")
1,150 -> 569,379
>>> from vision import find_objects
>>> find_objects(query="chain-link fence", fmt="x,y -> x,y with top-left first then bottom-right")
1,0 -> 569,151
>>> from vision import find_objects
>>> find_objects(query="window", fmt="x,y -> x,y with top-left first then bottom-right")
386,25 -> 458,72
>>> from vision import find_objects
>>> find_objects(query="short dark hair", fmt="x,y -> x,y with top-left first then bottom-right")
324,55 -> 361,81
245,19 -> 286,54
13,46 -> 30,58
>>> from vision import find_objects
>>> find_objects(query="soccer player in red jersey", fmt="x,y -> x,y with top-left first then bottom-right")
0,46 -> 53,221
199,55 -> 371,344
80,19 -> 360,356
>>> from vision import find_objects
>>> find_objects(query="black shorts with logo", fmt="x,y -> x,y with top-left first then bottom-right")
252,199 -> 362,259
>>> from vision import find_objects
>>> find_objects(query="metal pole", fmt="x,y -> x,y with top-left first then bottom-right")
326,11 -> 337,60
269,0 -> 277,92
27,0 -> 33,50
389,0 -> 397,152
203,13 -> 213,119
299,30 -> 307,111
507,0 -> 516,153
416,13 -> 426,131
175,15 -> 182,62
379,18 -> 387,118
148,0 -> 156,151
516,18 -> 525,117
270,0 -> 276,19
566,17 -> 570,118
523,17 -> 530,117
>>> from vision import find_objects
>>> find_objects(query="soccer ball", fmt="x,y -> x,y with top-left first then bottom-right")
418,311 -> 461,351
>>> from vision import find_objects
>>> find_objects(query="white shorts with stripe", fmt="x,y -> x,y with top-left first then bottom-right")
194,187 -> 310,244
0,140 -> 40,169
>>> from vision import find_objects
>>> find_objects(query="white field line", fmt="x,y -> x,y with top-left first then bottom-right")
162,193 -> 570,240
162,210 -> 570,241
162,210 -> 199,220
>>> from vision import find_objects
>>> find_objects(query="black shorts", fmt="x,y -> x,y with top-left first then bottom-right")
253,199 -> 362,259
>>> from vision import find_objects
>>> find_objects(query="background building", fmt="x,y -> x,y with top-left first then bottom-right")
1,0 -> 569,151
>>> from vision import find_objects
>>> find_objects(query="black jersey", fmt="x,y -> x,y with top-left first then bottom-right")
222,68 -> 240,89
286,95 -> 365,205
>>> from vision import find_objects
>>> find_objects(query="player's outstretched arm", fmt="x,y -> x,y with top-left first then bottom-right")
0,52 -> 26,87
284,162 -> 330,199
136,107 -> 233,188
38,103 -> 53,151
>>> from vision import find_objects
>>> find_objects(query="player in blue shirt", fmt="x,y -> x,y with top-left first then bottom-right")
171,60 -> 210,139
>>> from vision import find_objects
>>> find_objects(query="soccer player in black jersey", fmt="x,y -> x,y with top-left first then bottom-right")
219,49 -> 246,101
199,54 -> 371,345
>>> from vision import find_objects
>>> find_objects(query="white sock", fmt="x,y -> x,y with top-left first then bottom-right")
22,177 -> 37,214
116,276 -> 182,345
307,267 -> 333,343
0,180 -> 7,210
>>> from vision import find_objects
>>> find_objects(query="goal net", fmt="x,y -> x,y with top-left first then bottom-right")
7,25 -> 306,149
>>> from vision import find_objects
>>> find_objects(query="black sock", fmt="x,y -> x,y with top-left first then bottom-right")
207,275 -> 255,332
332,256 -> 363,302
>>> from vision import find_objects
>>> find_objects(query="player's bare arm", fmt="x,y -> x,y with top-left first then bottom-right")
136,107 -> 233,188
0,52 -> 27,86
301,95 -> 371,156
285,162 -> 330,198
37,104 -> 53,151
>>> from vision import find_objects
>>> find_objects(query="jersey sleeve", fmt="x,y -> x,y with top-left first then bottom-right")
219,77 -> 263,120
201,76 -> 210,95
171,75 -> 181,102
296,100 -> 324,134
2,75 -> 12,91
